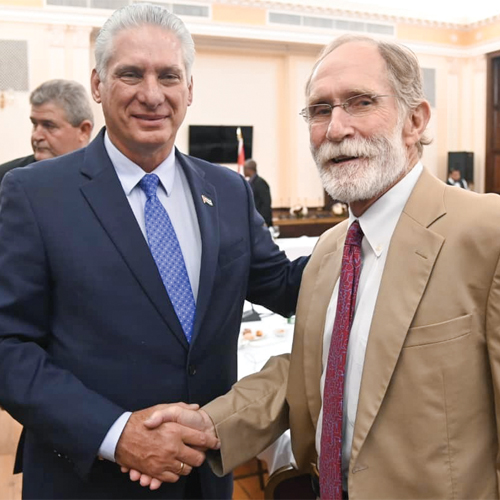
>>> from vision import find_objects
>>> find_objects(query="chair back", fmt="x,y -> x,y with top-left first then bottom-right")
264,464 -> 316,499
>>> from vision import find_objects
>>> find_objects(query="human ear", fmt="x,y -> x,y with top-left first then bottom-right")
403,100 -> 431,148
90,69 -> 102,104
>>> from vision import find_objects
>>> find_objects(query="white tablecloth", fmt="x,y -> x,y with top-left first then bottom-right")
238,305 -> 296,474
276,236 -> 318,261
236,234 -> 316,472
238,315 -> 293,380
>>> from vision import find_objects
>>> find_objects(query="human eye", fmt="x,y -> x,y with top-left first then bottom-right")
43,121 -> 56,130
309,104 -> 331,119
159,72 -> 182,85
346,94 -> 376,114
117,68 -> 142,83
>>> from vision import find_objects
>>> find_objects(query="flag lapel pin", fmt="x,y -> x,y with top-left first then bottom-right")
202,194 -> 213,206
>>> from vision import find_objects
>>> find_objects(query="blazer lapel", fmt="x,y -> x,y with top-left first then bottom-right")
176,152 -> 219,345
79,131 -> 189,348
350,168 -> 446,465
303,230 -> 346,424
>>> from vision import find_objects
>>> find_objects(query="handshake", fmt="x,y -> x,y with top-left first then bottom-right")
114,403 -> 219,491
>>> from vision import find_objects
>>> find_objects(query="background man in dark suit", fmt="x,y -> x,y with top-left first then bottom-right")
244,158 -> 273,227
0,3 -> 306,499
0,79 -> 93,183
446,167 -> 469,189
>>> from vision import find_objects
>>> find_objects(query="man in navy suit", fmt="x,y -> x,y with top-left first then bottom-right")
0,79 -> 94,184
0,3 -> 307,499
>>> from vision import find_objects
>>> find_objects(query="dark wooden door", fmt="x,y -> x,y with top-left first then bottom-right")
486,51 -> 500,193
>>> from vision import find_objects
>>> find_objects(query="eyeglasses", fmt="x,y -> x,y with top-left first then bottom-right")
299,94 -> 393,124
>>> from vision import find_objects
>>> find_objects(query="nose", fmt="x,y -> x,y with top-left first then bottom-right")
31,124 -> 45,143
324,107 -> 354,143
137,76 -> 165,108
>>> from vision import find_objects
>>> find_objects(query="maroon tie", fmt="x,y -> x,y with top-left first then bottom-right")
320,220 -> 364,500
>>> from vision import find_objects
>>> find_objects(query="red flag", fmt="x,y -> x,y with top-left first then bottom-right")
236,127 -> 245,175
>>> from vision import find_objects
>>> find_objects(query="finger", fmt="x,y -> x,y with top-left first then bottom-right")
176,403 -> 200,411
144,407 -> 179,428
139,474 -> 153,487
177,445 -> 207,468
180,425 -> 220,451
129,469 -> 141,482
156,471 -> 180,483
173,461 -> 192,476
181,464 -> 193,476
137,471 -> 180,485
149,478 -> 163,490
120,466 -> 130,474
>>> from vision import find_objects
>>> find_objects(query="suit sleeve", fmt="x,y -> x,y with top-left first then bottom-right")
242,177 -> 308,317
203,353 -> 290,475
0,173 -> 125,479
486,251 -> 500,496
253,179 -> 272,227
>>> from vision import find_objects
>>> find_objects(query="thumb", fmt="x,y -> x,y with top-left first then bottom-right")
144,405 -> 186,429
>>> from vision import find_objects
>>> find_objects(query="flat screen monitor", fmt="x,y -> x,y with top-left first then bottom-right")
188,125 -> 253,164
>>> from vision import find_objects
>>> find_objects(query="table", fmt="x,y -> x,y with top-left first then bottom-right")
238,304 -> 296,474
236,232 -> 316,473
238,313 -> 294,380
276,236 -> 318,261
273,215 -> 346,238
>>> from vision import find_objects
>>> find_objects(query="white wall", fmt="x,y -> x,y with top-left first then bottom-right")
0,16 -> 491,203
0,20 -> 101,162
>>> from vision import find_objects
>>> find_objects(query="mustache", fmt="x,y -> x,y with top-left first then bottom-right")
313,135 -> 393,164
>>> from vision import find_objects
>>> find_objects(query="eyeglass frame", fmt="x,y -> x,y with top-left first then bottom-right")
299,93 -> 395,123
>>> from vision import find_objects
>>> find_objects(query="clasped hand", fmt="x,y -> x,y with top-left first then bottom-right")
116,403 -> 218,490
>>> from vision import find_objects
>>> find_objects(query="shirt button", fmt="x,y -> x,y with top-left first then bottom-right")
188,365 -> 196,376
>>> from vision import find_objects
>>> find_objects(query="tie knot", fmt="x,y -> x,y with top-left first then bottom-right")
139,173 -> 160,199
345,220 -> 363,248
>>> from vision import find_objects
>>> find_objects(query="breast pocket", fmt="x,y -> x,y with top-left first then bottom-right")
403,313 -> 472,348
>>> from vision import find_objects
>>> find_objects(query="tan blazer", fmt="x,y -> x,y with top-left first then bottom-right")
205,168 -> 500,499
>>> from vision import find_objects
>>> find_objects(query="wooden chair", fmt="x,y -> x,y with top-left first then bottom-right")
264,464 -> 316,499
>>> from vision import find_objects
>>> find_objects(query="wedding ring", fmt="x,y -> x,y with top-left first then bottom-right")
177,462 -> 185,475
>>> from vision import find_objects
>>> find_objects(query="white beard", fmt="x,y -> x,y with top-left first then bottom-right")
311,122 -> 409,204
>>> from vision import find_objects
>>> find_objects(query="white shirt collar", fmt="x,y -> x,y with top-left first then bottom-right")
104,131 -> 177,196
349,162 -> 423,258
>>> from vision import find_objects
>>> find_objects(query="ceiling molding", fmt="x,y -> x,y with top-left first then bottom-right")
1,3 -> 500,58
213,0 -> 500,29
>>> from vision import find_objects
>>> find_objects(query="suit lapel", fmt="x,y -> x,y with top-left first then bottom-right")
350,168 -> 446,464
176,152 -> 219,345
79,131 -> 189,348
303,230 -> 346,423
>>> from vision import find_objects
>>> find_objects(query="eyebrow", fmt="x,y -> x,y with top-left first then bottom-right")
308,88 -> 378,104
30,118 -> 56,126
115,64 -> 185,74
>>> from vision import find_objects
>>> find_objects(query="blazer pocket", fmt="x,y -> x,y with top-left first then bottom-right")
404,313 -> 472,348
218,237 -> 247,268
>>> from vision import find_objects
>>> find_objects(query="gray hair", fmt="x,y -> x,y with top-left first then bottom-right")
94,3 -> 195,83
30,79 -> 94,128
305,34 -> 431,157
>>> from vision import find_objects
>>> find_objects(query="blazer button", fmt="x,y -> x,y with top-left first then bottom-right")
188,365 -> 196,376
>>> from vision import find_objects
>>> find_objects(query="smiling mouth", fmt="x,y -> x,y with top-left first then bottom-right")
134,115 -> 166,121
331,155 -> 358,164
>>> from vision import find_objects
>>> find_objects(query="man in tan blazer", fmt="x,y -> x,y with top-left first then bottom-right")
127,34 -> 500,499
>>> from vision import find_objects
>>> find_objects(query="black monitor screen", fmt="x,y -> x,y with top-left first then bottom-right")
188,125 -> 253,164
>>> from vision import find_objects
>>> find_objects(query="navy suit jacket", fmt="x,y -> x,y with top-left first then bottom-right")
0,154 -> 36,184
0,129 -> 307,499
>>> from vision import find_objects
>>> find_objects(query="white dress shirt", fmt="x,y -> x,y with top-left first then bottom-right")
315,162 -> 423,487
98,132 -> 202,461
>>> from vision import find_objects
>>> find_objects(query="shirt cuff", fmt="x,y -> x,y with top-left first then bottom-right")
98,412 -> 132,462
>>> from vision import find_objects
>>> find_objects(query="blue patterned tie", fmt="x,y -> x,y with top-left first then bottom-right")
139,174 -> 195,343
